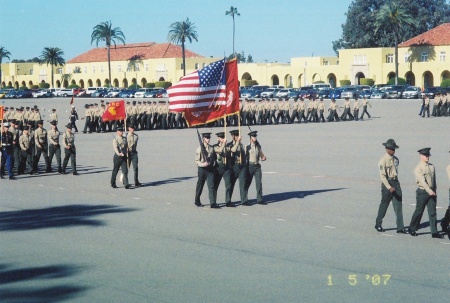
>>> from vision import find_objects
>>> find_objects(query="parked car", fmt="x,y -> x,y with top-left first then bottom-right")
33,89 -> 54,98
240,89 -> 253,98
261,88 -> 280,98
370,89 -> 387,99
317,88 -> 331,99
402,86 -> 422,99
328,88 -> 343,99
15,90 -> 33,98
156,89 -> 168,98
106,89 -> 122,98
298,88 -> 318,99
288,90 -> 300,99
5,90 -> 18,98
385,85 -> 408,99
341,86 -> 361,99
143,88 -> 164,98
359,89 -> 372,99
0,89 -> 11,99
275,88 -> 295,98
91,88 -> 108,98
419,86 -> 445,99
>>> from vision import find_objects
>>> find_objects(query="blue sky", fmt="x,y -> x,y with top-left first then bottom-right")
0,0 -> 350,63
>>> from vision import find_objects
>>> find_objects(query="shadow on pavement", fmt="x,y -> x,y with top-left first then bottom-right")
0,204 -> 138,231
0,264 -> 88,302
264,188 -> 346,204
139,176 -> 195,187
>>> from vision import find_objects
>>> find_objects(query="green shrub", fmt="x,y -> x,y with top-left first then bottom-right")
360,78 -> 374,86
30,85 -> 39,89
155,81 -> 172,89
145,83 -> 155,88
313,80 -> 325,84
68,84 -> 80,89
340,80 -> 351,87
128,84 -> 142,90
39,83 -> 50,88
440,79 -> 450,87
19,85 -> 28,90
244,80 -> 258,87
387,77 -> 406,85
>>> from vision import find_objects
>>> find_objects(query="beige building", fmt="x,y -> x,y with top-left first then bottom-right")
2,23 -> 450,90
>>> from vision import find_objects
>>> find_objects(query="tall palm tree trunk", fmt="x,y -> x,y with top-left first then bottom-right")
182,41 -> 186,76
51,64 -> 54,88
394,30 -> 399,85
107,45 -> 112,87
232,16 -> 235,58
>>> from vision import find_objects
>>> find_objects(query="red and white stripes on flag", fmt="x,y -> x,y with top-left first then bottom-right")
168,59 -> 226,112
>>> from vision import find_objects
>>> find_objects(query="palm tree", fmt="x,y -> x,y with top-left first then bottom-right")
374,2 -> 416,85
168,18 -> 198,76
225,6 -> 240,59
0,46 -> 11,87
39,47 -> 65,88
91,21 -> 126,87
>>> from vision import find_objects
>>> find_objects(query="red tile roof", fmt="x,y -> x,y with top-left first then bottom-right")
399,23 -> 450,47
67,42 -> 204,63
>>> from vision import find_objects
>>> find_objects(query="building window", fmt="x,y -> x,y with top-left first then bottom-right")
181,63 -> 184,70
145,64 -> 148,71
118,65 -> 122,72
202,63 -> 206,68
157,64 -> 166,71
100,66 -> 104,73
30,69 -> 33,75
67,67 -> 72,73
421,52 -> 428,62
440,51 -> 446,62
353,55 -> 367,64
84,66 -> 87,73
386,54 -> 394,63
56,68 -> 63,74
127,66 -> 131,72
195,63 -> 199,69
404,52 -> 410,63
92,66 -> 96,73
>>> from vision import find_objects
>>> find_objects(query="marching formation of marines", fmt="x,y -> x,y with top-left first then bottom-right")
419,92 -> 450,117
1,111 -> 77,179
376,139 -> 449,239
195,130 -> 267,208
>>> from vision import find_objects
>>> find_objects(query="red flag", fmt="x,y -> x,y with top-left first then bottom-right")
69,95 -> 74,105
168,59 -> 228,127
0,106 -> 4,120
102,100 -> 126,122
225,59 -> 239,116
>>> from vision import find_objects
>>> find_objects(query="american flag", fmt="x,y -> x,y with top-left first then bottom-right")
168,59 -> 227,112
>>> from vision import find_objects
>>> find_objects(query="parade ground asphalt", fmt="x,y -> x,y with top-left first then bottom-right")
0,97 -> 449,302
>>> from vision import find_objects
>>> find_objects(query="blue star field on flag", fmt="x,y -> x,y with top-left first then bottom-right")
198,59 -> 226,87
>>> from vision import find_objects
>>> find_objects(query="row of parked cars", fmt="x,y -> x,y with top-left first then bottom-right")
240,84 -> 450,100
0,87 -> 169,99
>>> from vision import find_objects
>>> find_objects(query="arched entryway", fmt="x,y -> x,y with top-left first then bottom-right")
284,74 -> 292,88
79,79 -> 85,88
441,70 -> 450,83
327,73 -> 337,88
122,78 -> 128,88
113,79 -> 119,87
271,74 -> 279,86
87,79 -> 93,87
96,79 -> 101,87
423,71 -> 434,88
354,72 -> 365,85
387,72 -> 396,83
405,71 -> 415,86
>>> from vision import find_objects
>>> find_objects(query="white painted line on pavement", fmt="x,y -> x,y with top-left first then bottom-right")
381,234 -> 394,237
133,197 -> 141,200
440,242 -> 450,245
39,184 -> 44,187
80,190 -> 85,193
410,204 -> 416,206
58,187 -> 64,190
111,194 -> 117,197
277,219 -> 286,221
264,172 -> 277,174
436,206 -> 445,209
324,226 -> 336,229
313,175 -> 326,178
166,202 -> 172,205
241,213 -> 249,216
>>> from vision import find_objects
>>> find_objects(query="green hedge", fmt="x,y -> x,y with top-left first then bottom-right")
19,85 -> 28,90
440,79 -> 450,87
68,84 -> 80,89
39,83 -> 50,88
340,80 -> 351,87
312,80 -> 325,84
244,80 -> 258,87
128,84 -> 142,90
145,83 -> 155,88
387,77 -> 406,85
155,81 -> 172,89
360,78 -> 374,86
30,85 -> 39,89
